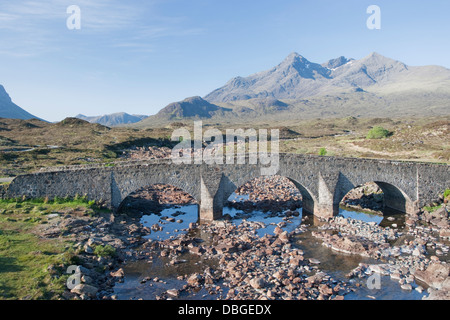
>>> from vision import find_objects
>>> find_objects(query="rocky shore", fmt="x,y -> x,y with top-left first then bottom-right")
37,206 -> 148,300
322,204 -> 450,300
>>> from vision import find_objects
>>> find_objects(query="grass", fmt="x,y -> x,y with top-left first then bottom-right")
0,228 -> 74,299
0,198 -> 99,300
93,244 -> 116,258
444,189 -> 450,199
423,204 -> 443,213
0,196 -> 101,212
318,147 -> 327,156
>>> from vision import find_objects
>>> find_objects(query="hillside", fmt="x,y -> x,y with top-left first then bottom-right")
0,85 -> 42,120
136,96 -> 235,127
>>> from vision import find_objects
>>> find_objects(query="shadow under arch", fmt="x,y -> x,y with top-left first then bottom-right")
335,176 -> 415,215
117,183 -> 198,216
373,181 -> 415,214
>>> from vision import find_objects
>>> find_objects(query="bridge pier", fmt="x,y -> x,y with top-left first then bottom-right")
199,199 -> 223,222
199,176 -> 224,222
301,198 -> 315,216
313,203 -> 340,220
313,173 -> 340,220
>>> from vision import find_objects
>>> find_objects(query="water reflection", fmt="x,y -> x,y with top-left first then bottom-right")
339,209 -> 384,225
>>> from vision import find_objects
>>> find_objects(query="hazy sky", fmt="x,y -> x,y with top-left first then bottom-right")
0,0 -> 449,122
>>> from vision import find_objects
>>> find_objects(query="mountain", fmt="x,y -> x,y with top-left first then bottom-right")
75,112 -> 148,127
133,52 -> 450,128
0,85 -> 42,120
204,52 -> 450,102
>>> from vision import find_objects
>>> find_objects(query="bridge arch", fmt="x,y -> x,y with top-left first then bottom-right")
335,178 -> 417,215
221,173 -> 317,216
110,165 -> 201,210
287,178 -> 317,215
117,183 -> 198,214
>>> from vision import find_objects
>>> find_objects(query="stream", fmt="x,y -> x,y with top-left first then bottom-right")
112,194 -> 431,300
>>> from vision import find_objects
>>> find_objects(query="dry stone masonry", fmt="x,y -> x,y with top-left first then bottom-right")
3,154 -> 449,221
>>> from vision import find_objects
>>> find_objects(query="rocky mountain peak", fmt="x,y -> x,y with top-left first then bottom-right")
322,56 -> 353,69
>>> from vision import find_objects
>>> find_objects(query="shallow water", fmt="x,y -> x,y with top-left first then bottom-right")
141,204 -> 199,241
113,196 -> 430,300
113,252 -> 221,300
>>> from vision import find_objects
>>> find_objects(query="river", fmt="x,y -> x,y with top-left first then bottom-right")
112,194 -> 432,300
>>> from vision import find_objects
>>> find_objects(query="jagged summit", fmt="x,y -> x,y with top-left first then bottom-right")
322,56 -> 353,69
0,85 -> 12,103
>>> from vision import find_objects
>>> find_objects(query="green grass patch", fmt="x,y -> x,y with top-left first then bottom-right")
423,204 -> 442,213
0,200 -> 79,299
93,244 -> 116,258
444,189 -> 450,199
0,196 -> 103,213
318,147 -> 327,156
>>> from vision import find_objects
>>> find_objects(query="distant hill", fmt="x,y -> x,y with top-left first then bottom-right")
136,96 -> 235,127
0,85 -> 42,120
75,112 -> 148,127
155,96 -> 231,119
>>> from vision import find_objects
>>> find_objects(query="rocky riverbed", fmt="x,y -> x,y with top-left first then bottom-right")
38,178 -> 450,301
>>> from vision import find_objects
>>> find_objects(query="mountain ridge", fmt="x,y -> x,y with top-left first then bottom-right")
203,52 -> 450,102
135,52 -> 450,127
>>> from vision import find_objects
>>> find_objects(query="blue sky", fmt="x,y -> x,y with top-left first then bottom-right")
0,0 -> 449,122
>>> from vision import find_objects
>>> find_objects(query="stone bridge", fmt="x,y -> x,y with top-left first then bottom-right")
3,154 -> 449,221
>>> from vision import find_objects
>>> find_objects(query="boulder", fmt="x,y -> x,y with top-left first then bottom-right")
424,278 -> 450,300
278,231 -> 290,243
187,273 -> 203,287
249,277 -> 266,289
110,268 -> 124,278
414,263 -> 450,289
70,284 -> 98,298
